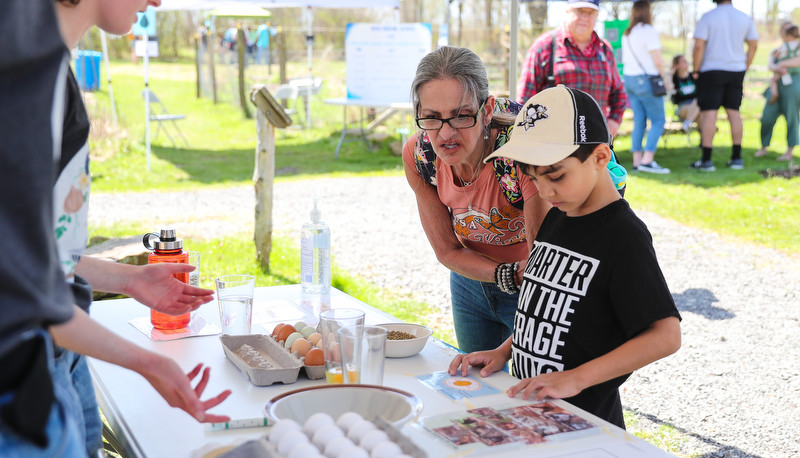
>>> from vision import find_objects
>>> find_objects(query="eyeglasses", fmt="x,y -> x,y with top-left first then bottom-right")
415,100 -> 486,131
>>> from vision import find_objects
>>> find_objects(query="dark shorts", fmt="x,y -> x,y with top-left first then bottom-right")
696,70 -> 745,111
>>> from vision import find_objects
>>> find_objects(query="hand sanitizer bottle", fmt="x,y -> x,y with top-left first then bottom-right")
301,199 -> 330,295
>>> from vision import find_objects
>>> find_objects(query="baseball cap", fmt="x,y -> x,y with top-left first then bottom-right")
567,0 -> 600,11
485,85 -> 611,166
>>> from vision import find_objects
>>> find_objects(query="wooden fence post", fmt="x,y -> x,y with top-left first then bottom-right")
249,85 -> 292,271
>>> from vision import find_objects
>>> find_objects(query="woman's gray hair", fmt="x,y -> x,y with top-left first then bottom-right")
410,46 -> 489,112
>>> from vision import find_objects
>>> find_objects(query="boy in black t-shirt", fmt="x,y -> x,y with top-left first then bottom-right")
448,85 -> 681,428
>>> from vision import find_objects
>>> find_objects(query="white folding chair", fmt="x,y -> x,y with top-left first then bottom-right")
143,89 -> 188,148
272,84 -> 301,129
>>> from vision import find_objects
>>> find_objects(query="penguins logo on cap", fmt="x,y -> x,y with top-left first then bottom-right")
518,103 -> 548,131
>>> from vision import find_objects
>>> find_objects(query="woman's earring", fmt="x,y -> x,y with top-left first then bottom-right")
484,126 -> 489,140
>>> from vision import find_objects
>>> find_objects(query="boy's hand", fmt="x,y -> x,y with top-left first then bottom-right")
506,369 -> 584,401
448,349 -> 507,378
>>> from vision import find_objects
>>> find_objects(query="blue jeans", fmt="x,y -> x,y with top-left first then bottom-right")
53,349 -> 103,456
256,46 -> 269,65
450,271 -> 518,354
0,331 -> 85,457
624,74 -> 666,154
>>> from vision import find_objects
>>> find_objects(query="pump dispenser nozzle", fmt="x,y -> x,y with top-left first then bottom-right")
310,198 -> 321,223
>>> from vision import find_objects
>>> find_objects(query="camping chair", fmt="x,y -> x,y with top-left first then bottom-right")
142,89 -> 188,148
272,84 -> 301,129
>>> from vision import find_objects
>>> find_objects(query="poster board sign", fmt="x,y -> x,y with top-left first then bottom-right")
345,23 -> 432,105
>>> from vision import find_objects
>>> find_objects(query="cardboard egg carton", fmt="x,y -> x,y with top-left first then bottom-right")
220,334 -> 325,386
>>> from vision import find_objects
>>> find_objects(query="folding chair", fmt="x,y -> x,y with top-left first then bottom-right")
272,84 -> 300,128
143,89 -> 188,148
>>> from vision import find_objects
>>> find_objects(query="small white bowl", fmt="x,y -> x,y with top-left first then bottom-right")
265,384 -> 422,427
377,323 -> 432,358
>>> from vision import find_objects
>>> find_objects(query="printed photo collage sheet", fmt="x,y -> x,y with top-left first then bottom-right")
416,372 -> 601,454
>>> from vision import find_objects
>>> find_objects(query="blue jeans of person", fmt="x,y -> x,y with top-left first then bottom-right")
0,331 -> 85,457
450,271 -> 518,354
53,348 -> 103,456
256,46 -> 269,66
624,74 -> 666,154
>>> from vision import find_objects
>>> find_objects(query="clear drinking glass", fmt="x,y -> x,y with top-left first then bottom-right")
215,275 -> 255,335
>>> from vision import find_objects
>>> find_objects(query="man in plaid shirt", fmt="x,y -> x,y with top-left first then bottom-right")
517,0 -> 627,137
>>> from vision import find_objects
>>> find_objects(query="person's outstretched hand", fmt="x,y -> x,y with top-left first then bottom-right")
448,348 -> 507,378
125,263 -> 214,315
139,355 -> 231,423
506,369 -> 582,402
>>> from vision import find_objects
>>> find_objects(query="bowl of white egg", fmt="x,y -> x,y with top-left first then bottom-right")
265,384 -> 422,428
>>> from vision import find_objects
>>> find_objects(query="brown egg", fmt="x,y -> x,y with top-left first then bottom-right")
304,348 -> 324,366
291,338 -> 312,357
272,323 -> 286,338
307,332 -> 322,346
276,324 -> 296,343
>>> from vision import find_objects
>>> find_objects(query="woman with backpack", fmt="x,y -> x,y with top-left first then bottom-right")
402,46 -> 550,355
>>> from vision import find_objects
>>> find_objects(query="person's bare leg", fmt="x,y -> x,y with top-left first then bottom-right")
726,109 -> 743,145
699,110 -> 717,148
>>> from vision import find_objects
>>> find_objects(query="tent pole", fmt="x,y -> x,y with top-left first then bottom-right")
509,0 -> 519,101
144,31 -> 151,173
99,30 -> 117,129
306,6 -> 314,128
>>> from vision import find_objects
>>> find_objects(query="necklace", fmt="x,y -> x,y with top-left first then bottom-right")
454,146 -> 487,212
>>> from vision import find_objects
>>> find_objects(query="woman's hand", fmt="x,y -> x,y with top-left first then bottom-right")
124,263 -> 214,315
138,356 -> 232,423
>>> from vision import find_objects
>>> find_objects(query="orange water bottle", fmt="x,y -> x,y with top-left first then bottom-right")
143,228 -> 190,330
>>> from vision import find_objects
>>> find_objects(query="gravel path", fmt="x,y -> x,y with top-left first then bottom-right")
89,176 -> 800,457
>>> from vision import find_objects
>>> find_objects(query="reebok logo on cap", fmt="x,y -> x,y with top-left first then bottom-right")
485,85 -> 611,166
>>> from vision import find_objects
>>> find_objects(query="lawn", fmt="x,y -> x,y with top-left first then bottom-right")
88,56 -> 799,254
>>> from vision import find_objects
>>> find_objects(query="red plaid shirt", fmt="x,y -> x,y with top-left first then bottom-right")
517,27 -> 627,124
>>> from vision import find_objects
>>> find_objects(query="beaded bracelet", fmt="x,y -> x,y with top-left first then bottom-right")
495,262 -> 520,294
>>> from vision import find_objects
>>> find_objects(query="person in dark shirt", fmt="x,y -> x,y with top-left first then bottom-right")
670,54 -> 699,133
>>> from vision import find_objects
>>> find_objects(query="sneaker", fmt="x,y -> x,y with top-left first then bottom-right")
727,158 -> 744,170
631,166 -> 639,172
638,161 -> 671,174
689,159 -> 716,172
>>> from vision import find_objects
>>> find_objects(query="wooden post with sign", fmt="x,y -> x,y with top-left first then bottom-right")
249,85 -> 292,270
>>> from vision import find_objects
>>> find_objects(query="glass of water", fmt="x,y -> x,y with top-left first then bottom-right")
214,275 -> 255,335
186,251 -> 200,287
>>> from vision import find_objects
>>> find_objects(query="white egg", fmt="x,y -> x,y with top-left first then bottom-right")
346,419 -> 376,443
312,423 -> 344,448
277,429 -> 309,455
268,419 -> 301,443
324,436 -> 354,458
336,411 -> 364,431
337,445 -> 370,458
358,429 -> 389,451
287,442 -> 322,458
370,441 -> 403,458
304,412 -> 335,435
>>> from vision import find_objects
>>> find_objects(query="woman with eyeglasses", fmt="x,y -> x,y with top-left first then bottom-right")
402,46 -> 550,355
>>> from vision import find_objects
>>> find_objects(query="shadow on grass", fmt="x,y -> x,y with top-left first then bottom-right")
615,140 -> 793,189
672,288 -> 734,320
149,131 -> 403,185
624,407 -> 759,458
